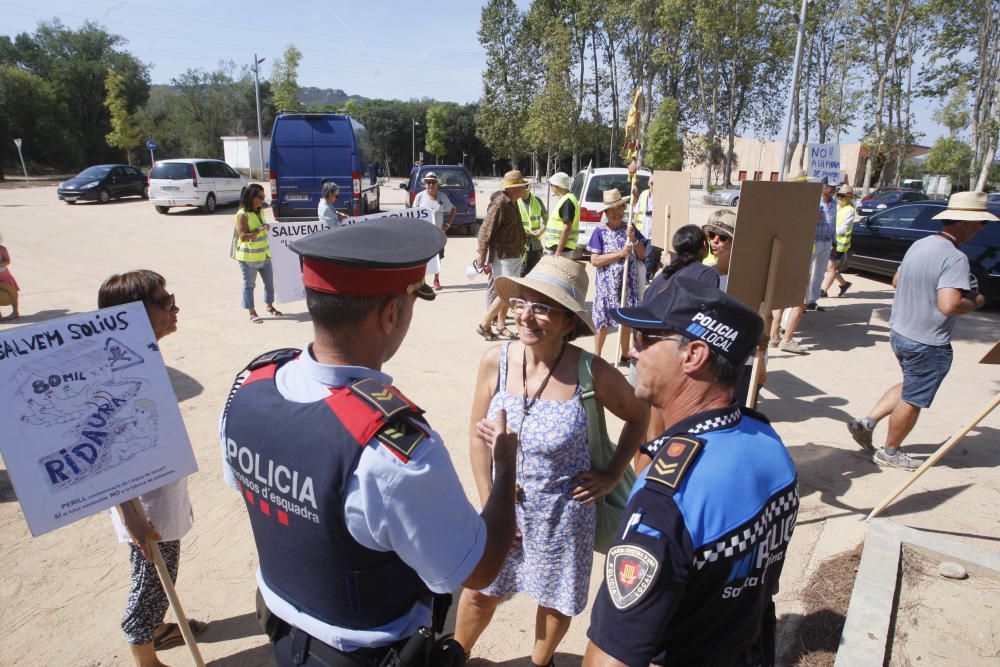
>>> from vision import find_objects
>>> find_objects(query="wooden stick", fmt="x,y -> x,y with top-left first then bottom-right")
121,498 -> 206,667
867,392 -> 1000,521
617,245 -> 633,363
661,204 -> 672,252
747,238 -> 782,409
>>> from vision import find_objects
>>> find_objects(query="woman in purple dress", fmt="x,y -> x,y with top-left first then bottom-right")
588,189 -> 645,359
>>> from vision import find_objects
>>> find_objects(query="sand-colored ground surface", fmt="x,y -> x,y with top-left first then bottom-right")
0,179 -> 997,666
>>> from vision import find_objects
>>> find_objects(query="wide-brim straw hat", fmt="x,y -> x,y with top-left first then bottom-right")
836,184 -> 855,197
548,172 -> 571,190
703,210 -> 737,237
932,191 -> 999,222
494,255 -> 596,337
421,172 -> 439,183
502,170 -> 529,188
603,188 -> 630,209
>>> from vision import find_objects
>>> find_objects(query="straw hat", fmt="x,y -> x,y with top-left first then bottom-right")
602,188 -> 630,209
493,255 -> 596,337
501,170 -> 529,189
703,209 -> 737,237
548,172 -> 571,190
836,184 -> 855,197
787,170 -> 808,182
932,191 -> 999,222
421,172 -> 439,183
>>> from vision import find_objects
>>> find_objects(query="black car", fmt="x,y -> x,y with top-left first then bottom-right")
844,201 -> 1000,303
856,188 -> 928,218
57,164 -> 147,204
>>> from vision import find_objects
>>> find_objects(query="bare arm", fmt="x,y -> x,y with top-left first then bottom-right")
115,499 -> 161,562
571,354 -> 649,503
236,212 -> 266,242
937,287 -> 985,316
583,641 -> 630,667
591,244 -> 630,268
468,347 -> 501,506
891,270 -> 900,288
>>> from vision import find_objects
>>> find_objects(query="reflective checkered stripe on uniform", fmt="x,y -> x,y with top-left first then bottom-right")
644,407 -> 743,458
692,486 -> 799,571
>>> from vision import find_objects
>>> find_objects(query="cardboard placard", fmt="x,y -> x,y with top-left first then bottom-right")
269,208 -> 435,304
980,340 -> 1000,365
650,171 -> 690,250
0,303 -> 198,536
726,181 -> 822,312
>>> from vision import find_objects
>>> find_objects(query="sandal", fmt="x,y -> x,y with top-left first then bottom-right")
267,306 -> 284,316
498,327 -> 520,340
153,619 -> 208,651
476,323 -> 499,341
249,313 -> 264,324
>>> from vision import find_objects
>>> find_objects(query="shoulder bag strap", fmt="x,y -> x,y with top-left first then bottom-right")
577,350 -> 607,469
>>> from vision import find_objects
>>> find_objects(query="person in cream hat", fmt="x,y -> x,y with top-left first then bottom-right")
848,191 -> 993,471
455,255 -> 648,667
543,172 -> 581,257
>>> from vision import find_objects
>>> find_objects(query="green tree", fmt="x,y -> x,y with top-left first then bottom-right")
925,136 -> 974,184
168,66 -> 242,158
476,0 -> 533,169
104,69 -> 143,165
932,80 -> 971,135
0,65 -> 67,178
424,105 -> 448,162
271,45 -> 303,112
524,20 -> 574,176
643,98 -> 683,170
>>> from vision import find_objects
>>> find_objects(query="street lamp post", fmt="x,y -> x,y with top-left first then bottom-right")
252,54 -> 266,181
411,120 -> 420,167
12,139 -> 28,183
779,0 -> 810,182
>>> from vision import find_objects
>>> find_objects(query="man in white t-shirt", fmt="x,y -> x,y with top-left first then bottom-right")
848,191 -> 994,470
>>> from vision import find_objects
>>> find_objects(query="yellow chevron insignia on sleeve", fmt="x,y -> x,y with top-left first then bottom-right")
350,378 -> 410,419
376,419 -> 425,459
645,436 -> 703,490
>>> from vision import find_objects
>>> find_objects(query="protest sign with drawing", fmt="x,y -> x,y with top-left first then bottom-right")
269,208 -> 436,303
0,302 -> 198,537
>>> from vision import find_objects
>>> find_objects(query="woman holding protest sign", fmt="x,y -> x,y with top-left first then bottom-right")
98,270 -> 206,667
232,183 -> 281,323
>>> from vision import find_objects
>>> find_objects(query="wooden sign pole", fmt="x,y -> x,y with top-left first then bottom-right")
120,498 -> 206,667
867,392 -> 1000,521
660,204 -> 672,251
747,238 -> 782,409
617,248 -> 633,365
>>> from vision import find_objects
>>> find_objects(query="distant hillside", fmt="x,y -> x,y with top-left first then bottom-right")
298,87 -> 368,107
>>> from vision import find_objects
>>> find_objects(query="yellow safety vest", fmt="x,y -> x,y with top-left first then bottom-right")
232,208 -> 271,263
835,203 -> 855,252
634,189 -> 652,235
518,194 -> 544,232
543,193 -> 581,250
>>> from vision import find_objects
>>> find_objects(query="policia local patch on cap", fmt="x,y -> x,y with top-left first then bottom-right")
606,544 -> 660,610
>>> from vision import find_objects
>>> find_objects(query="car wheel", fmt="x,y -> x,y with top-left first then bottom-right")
731,197 -> 739,207
202,193 -> 216,213
98,188 -> 111,204
141,186 -> 149,199
65,200 -> 76,205
155,206 -> 170,215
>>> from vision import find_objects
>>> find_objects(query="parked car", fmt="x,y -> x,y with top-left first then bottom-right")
268,113 -> 380,221
843,201 -> 1000,304
703,184 -> 741,207
148,159 -> 247,214
400,165 -> 477,234
570,167 -> 651,248
856,188 -> 928,217
989,193 -> 1000,205
57,164 -> 147,204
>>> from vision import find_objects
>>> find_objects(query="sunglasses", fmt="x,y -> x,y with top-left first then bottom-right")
509,297 -> 566,319
633,329 -> 685,350
706,230 -> 732,243
149,293 -> 176,310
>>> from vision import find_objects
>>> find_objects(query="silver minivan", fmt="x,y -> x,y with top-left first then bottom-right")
148,159 -> 247,214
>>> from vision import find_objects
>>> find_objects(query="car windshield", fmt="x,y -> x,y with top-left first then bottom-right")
77,166 -> 112,179
871,191 -> 904,203
150,163 -> 194,180
425,170 -> 471,189
584,173 -> 650,202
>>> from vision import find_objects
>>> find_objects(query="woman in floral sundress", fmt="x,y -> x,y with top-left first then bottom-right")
454,256 -> 648,667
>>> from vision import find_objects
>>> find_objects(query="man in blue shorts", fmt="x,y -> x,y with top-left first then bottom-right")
848,191 -> 994,470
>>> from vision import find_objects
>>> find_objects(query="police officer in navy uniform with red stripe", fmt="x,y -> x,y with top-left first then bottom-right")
221,218 -> 518,667
583,278 -> 799,667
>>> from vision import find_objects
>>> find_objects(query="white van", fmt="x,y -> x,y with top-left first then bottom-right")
148,159 -> 247,214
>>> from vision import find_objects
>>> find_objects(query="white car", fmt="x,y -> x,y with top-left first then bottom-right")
148,159 -> 247,214
570,167 -> 652,247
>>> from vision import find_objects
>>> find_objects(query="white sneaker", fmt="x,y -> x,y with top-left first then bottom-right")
873,448 -> 920,471
779,338 -> 808,354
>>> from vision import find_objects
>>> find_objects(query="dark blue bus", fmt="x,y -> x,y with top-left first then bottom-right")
268,113 -> 380,221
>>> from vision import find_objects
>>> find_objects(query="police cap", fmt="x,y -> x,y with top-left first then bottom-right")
614,277 -> 763,364
290,217 -> 446,301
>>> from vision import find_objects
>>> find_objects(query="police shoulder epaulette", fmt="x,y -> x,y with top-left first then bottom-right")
348,378 -> 422,421
742,406 -> 771,424
375,417 -> 429,463
644,434 -> 705,492
246,347 -> 302,372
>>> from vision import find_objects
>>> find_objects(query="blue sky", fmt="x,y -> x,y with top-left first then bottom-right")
4,0 -> 942,145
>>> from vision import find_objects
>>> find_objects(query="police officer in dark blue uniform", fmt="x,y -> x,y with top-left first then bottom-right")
583,278 -> 799,667
221,219 -> 519,667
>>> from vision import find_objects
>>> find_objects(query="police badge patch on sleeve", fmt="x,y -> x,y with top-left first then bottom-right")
605,544 -> 659,610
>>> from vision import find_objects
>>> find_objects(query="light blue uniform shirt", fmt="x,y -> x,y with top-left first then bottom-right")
220,345 -> 486,650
